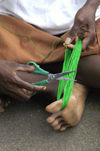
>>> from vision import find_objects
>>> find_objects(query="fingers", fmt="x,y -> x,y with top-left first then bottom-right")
82,24 -> 96,50
17,86 -> 46,101
64,37 -> 72,46
68,25 -> 79,40
33,85 -> 47,91
7,83 -> 46,101
16,64 -> 35,72
82,37 -> 91,50
15,75 -> 35,90
7,88 -> 33,101
64,36 -> 78,50
64,23 -> 96,51
65,25 -> 79,45
15,75 -> 46,92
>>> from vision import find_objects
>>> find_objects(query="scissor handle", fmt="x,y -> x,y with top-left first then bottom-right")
32,79 -> 49,86
31,80 -> 49,96
27,61 -> 49,75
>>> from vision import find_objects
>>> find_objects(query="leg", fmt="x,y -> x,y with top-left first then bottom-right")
0,15 -> 65,112
0,63 -> 61,112
77,55 -> 100,89
46,54 -> 100,131
1,54 -> 99,113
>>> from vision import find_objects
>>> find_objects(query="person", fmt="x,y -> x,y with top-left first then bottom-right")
0,0 -> 100,131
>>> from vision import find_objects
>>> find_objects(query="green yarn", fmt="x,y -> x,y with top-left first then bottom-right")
57,39 -> 82,110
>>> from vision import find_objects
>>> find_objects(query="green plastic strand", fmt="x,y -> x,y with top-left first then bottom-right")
57,39 -> 82,110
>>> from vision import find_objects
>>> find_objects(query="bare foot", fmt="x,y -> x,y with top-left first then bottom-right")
46,83 -> 88,131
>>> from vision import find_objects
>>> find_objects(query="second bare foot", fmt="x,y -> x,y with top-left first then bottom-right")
46,83 -> 88,131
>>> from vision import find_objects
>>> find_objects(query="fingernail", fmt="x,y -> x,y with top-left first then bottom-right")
42,86 -> 46,91
65,37 -> 71,45
63,42 -> 69,48
63,43 -> 66,47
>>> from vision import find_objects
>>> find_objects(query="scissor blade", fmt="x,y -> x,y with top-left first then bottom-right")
54,70 -> 76,79
57,77 -> 76,81
56,77 -> 76,81
48,70 -> 76,82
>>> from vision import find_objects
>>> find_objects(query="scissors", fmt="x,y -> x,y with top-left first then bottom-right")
27,61 -> 76,86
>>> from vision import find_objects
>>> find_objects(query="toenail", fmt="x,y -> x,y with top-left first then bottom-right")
54,125 -> 61,130
46,117 -> 54,123
60,128 -> 66,131
51,121 -> 58,127
60,125 -> 68,131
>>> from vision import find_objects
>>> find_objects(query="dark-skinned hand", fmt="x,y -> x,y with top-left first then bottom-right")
0,60 -> 46,101
64,4 -> 96,50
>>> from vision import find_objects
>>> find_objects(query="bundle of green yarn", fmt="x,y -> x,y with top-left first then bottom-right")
57,39 -> 82,110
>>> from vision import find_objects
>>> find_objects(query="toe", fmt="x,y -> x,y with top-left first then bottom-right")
46,99 -> 62,113
46,116 -> 55,123
46,112 -> 61,123
60,125 -> 69,131
54,124 -> 61,130
53,122 -> 67,131
51,118 -> 62,127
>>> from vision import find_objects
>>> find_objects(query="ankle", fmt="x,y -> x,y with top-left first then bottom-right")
71,82 -> 88,101
74,82 -> 88,92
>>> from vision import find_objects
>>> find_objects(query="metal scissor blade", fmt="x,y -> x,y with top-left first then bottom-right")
57,77 -> 76,81
54,70 -> 76,79
48,70 -> 76,82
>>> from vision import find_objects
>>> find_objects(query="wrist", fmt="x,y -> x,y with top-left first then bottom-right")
84,0 -> 100,12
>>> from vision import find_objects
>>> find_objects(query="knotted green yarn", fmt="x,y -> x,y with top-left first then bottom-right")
57,39 -> 82,110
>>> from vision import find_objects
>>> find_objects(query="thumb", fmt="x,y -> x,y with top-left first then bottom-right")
16,64 -> 35,72
33,85 -> 47,91
64,25 -> 79,46
82,24 -> 96,50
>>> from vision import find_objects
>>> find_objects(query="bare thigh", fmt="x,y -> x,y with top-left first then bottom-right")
17,54 -> 100,98
41,54 -> 100,89
77,54 -> 100,89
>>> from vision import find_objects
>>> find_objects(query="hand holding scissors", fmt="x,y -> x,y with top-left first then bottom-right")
27,61 -> 76,86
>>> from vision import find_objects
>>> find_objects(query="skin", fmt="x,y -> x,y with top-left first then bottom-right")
46,54 -> 100,131
46,0 -> 100,131
65,0 -> 100,50
0,0 -> 100,130
0,60 -> 46,104
46,83 -> 88,131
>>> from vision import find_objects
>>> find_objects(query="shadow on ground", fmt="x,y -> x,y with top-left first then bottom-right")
0,90 -> 100,151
